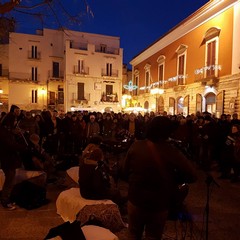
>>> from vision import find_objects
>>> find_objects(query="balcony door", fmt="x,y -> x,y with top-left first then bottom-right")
78,83 -> 84,100
53,62 -> 59,78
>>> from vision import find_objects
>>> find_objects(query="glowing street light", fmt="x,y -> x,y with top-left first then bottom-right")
150,88 -> 164,95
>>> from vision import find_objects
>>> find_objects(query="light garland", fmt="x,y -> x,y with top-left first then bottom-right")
135,64 -> 222,91
194,64 -> 221,75
123,80 -> 138,91
139,74 -> 187,91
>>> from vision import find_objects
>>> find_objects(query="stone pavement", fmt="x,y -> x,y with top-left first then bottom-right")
0,168 -> 240,240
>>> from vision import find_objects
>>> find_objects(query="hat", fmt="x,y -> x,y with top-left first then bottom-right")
10,104 -> 20,113
29,134 -> 40,145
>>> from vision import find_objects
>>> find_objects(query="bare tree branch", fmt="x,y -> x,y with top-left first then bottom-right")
0,0 -> 21,14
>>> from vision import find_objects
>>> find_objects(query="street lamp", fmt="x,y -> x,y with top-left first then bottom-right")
122,94 -> 132,109
150,87 -> 164,113
40,87 -> 46,109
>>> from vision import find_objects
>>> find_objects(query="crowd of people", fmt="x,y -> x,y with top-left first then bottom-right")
0,105 -> 240,238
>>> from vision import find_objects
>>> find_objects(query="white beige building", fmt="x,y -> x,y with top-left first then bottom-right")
0,28 -> 123,113
130,0 -> 240,117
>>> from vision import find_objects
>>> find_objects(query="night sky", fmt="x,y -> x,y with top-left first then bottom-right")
11,0 -> 209,68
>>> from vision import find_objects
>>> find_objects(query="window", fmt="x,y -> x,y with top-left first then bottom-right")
100,44 -> 107,53
145,71 -> 150,93
53,62 -> 59,78
158,63 -> 164,87
58,86 -> 64,104
205,38 -> 218,77
78,82 -> 84,100
31,45 -> 38,59
31,67 -> 38,81
31,90 -> 38,103
203,28 -> 220,78
144,64 -> 151,93
106,63 -> 112,76
49,91 -> 55,105
157,55 -> 165,87
106,84 -> 113,101
77,60 -> 84,73
176,45 -> 187,85
177,54 -> 185,85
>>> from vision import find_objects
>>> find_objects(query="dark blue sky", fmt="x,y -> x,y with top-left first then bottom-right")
13,0 -> 209,67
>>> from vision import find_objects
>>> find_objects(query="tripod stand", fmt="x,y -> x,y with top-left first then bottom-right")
205,174 -> 220,240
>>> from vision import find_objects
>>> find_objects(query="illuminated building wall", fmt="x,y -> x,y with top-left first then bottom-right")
130,0 -> 240,117
3,28 -> 123,112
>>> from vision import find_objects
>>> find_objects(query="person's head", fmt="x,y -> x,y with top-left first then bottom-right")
204,115 -> 212,123
232,124 -> 240,134
232,113 -> 238,120
25,111 -> 32,119
129,113 -> 136,122
106,113 -> 111,120
10,104 -> 20,116
72,113 -> 77,121
52,110 -> 58,117
29,133 -> 40,145
89,114 -> 96,122
146,116 -> 174,142
88,148 -> 104,162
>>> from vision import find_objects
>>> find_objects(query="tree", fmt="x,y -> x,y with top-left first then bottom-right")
0,0 -> 93,35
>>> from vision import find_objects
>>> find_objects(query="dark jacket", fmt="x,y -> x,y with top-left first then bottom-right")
0,125 -> 26,169
121,139 -> 197,211
78,159 -> 110,200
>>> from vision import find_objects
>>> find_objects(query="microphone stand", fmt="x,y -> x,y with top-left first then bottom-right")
205,174 -> 220,240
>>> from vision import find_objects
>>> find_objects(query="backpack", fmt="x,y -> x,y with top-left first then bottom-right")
11,180 -> 48,210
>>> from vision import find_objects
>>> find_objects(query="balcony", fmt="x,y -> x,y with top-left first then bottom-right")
101,69 -> 118,77
48,70 -> 64,80
70,42 -> 88,51
28,51 -> 41,60
72,93 -> 90,104
9,72 -> 40,82
73,66 -> 89,75
95,46 -> 119,55
100,92 -> 119,102
194,65 -> 220,85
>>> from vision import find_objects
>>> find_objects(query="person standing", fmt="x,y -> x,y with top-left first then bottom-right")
0,105 -> 27,210
86,114 -> 100,144
121,116 -> 197,240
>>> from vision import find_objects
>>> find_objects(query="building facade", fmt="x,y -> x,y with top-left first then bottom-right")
0,28 -> 123,113
130,0 -> 240,117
